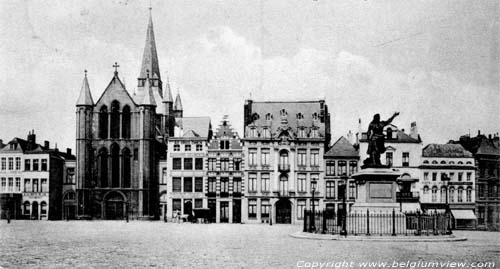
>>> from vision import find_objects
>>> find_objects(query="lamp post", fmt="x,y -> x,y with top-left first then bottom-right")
340,174 -> 348,236
310,180 -> 317,232
441,174 -> 452,235
396,178 -> 403,212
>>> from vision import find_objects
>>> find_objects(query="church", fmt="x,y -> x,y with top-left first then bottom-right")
75,9 -> 181,220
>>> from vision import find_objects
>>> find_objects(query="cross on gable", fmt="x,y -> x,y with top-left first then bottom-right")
113,62 -> 120,74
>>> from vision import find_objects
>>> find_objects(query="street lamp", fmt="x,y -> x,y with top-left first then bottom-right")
339,173 -> 348,236
310,179 -> 317,232
441,174 -> 452,235
396,178 -> 403,212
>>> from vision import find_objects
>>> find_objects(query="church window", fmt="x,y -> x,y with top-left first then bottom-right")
122,105 -> 131,138
122,148 -> 131,188
111,144 -> 120,188
98,148 -> 108,187
110,101 -> 120,139
99,106 -> 108,139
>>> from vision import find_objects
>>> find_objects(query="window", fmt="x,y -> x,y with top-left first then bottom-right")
349,161 -> 358,175
466,172 -> 472,181
110,101 -> 120,138
220,178 -> 229,193
8,178 -> 13,192
1,158 -> 5,170
233,178 -> 242,193
338,161 -> 347,176
32,179 -> 39,192
248,173 -> 257,192
386,128 -> 393,139
449,187 -> 455,203
248,199 -> 257,219
298,128 -> 306,138
23,201 -> 30,215
172,199 -> 181,213
423,160 -> 429,164
279,151 -> 289,168
440,187 -> 446,203
195,177 -> 203,192
185,144 -> 191,151
208,158 -> 216,171
458,172 -> 463,182
195,158 -> 203,170
261,199 -> 270,218
233,159 -> 241,171
183,177 -> 192,192
326,161 -> 335,176
262,128 -> 271,138
98,148 -> 108,187
33,159 -> 39,171
8,158 -> 13,170
24,159 -> 30,171
134,148 -> 138,160
431,187 -> 437,202
326,181 -> 335,198
220,158 -> 229,171
1,178 -> 5,192
402,152 -> 409,167
457,187 -> 463,202
310,149 -> 319,167
279,175 -> 288,194
15,157 -> 21,170
173,144 -> 180,151
173,177 -> 182,192
248,149 -> 257,166
297,149 -> 307,167
249,127 -> 258,138
40,179 -> 47,192
261,174 -> 270,192
386,152 -> 393,167
15,178 -> 20,191
432,173 -> 437,181
160,168 -> 167,184
196,144 -> 203,151
261,148 -> 270,166
424,172 -> 429,181
173,158 -> 182,170
208,178 -> 216,193
310,174 -> 319,193
466,188 -> 472,202
122,105 -> 131,138
432,160 -> 438,164
111,144 -> 120,188
349,182 -> 356,199
440,173 -> 447,181
297,200 -> 306,219
297,174 -> 306,192
265,113 -> 272,121
195,199 -> 203,209
24,179 -> 30,192
41,159 -> 47,171
311,129 -> 319,138
183,158 -> 193,170
99,106 -> 109,139
66,168 -> 75,184
449,172 -> 455,180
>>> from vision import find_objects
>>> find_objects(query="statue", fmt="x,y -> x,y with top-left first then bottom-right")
364,112 -> 399,166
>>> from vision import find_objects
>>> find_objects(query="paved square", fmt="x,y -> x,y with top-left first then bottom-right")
1,221 -> 499,268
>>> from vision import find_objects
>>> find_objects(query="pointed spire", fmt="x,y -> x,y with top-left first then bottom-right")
139,8 -> 160,81
174,92 -> 183,111
163,75 -> 173,103
76,70 -> 94,106
140,70 -> 156,106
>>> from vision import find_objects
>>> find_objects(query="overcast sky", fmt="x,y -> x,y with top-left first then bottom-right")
1,0 -> 499,151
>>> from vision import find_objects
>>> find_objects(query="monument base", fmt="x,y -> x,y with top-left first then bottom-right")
351,202 -> 400,213
351,167 -> 401,213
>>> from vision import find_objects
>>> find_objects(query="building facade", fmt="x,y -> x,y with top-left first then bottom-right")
163,117 -> 211,221
242,100 -> 331,224
323,137 -> 359,216
419,144 -> 476,229
0,131 -> 75,220
75,9 -> 176,220
206,117 -> 244,223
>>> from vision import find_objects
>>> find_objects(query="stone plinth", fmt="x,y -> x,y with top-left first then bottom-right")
351,167 -> 401,213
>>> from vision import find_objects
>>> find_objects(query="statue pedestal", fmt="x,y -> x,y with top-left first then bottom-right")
351,167 -> 401,213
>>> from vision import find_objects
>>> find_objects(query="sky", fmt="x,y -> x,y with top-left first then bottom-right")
0,0 -> 499,151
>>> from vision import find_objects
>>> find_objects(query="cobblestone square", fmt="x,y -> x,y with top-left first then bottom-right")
1,221 -> 499,268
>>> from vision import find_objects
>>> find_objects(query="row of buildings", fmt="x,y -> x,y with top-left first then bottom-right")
1,9 -> 498,230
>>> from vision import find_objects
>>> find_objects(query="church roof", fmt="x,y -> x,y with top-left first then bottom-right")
325,136 -> 359,158
174,93 -> 183,110
76,72 -> 94,106
139,10 -> 160,80
163,78 -> 173,103
422,144 -> 473,158
175,117 -> 211,138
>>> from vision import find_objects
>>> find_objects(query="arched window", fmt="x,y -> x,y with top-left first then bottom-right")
440,187 -> 446,203
458,161 -> 463,165
431,186 -> 438,202
296,113 -> 304,119
466,187 -> 472,202
279,150 -> 289,168
99,106 -> 108,139
449,161 -> 454,164
457,187 -> 464,202
440,160 -> 446,164
265,113 -> 272,121
423,160 -> 429,164
279,175 -> 288,194
122,105 -> 131,138
432,160 -> 438,164
111,144 -> 120,188
312,112 -> 318,121
386,128 -> 393,139
110,101 -> 120,138
449,187 -> 455,203
98,148 -> 108,187
23,201 -> 30,215
466,161 -> 472,164
122,148 -> 131,188
40,201 -> 47,215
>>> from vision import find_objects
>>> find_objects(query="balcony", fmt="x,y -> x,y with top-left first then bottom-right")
278,164 -> 290,172
396,191 -> 420,203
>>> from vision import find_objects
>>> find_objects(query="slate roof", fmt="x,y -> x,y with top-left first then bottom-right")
325,136 -> 358,158
422,144 -> 473,158
175,117 -> 211,138
76,73 -> 94,106
139,11 -> 160,80
476,138 -> 500,156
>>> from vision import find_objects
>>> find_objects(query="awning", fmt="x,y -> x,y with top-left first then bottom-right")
451,210 -> 477,220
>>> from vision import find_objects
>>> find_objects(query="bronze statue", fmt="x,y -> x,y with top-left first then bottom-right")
364,112 -> 399,166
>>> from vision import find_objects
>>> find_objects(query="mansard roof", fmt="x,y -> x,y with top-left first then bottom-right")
422,144 -> 473,158
325,136 -> 359,158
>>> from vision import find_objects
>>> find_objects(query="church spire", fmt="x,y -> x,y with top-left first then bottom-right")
139,8 -> 160,82
76,70 -> 94,106
163,75 -> 173,103
174,92 -> 182,111
140,70 -> 157,106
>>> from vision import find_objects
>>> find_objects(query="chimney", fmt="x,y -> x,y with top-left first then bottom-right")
356,118 -> 362,144
410,121 -> 419,140
478,130 -> 481,136
27,130 -> 36,150
66,148 -> 72,155
489,134 -> 492,139
44,141 -> 49,149
347,130 -> 353,144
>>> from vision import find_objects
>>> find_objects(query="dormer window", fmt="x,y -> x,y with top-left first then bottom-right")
386,128 -> 393,139
265,113 -> 273,121
249,127 -> 258,138
311,128 -> 319,138
280,109 -> 287,117
296,113 -> 304,119
262,128 -> 271,138
252,113 -> 260,121
312,112 -> 318,121
298,128 -> 306,138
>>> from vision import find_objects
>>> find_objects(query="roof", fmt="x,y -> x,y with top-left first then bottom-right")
476,138 -> 500,156
360,124 -> 421,143
163,79 -> 173,103
140,78 -> 156,106
76,73 -> 94,106
394,130 -> 420,143
422,144 -> 473,158
95,73 -> 137,107
325,136 -> 358,158
0,138 -> 75,160
245,100 -> 327,135
175,117 -> 211,138
139,10 -> 160,80
174,93 -> 183,111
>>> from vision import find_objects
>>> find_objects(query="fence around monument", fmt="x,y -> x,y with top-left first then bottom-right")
303,209 -> 451,236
